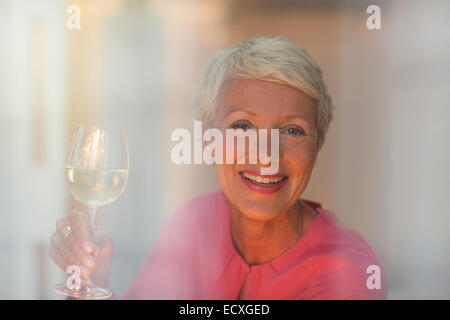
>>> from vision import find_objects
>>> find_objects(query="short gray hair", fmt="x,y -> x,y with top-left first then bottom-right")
192,36 -> 334,147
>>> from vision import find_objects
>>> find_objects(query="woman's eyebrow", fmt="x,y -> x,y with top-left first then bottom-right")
224,105 -> 260,118
223,105 -> 314,123
281,114 -> 314,123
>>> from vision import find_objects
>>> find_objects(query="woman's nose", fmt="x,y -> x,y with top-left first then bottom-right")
256,129 -> 281,175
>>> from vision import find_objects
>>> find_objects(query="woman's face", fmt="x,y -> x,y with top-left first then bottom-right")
212,78 -> 319,221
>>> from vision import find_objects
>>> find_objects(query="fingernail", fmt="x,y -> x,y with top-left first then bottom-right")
83,241 -> 94,254
83,255 -> 95,269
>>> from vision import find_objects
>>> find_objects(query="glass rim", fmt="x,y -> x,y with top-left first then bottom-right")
73,124 -> 128,134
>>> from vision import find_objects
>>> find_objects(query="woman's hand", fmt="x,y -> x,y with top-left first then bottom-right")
49,209 -> 113,289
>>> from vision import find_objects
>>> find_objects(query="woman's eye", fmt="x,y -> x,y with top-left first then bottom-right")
230,121 -> 251,131
283,127 -> 306,136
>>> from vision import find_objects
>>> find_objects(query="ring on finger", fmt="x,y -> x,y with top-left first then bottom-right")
61,225 -> 72,240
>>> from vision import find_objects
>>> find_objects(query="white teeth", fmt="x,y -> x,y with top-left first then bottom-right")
241,172 -> 285,185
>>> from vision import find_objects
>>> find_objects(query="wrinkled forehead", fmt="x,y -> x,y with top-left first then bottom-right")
214,78 -> 317,124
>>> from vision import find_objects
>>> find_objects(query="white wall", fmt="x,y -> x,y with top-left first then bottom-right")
0,0 -> 67,299
384,0 -> 450,299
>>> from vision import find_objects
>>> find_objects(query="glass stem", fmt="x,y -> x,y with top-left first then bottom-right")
88,206 -> 98,229
81,206 -> 98,289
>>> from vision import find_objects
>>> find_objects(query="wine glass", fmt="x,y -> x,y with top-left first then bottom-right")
55,125 -> 129,299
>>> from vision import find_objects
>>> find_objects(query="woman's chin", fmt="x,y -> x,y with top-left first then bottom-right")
236,202 -> 285,221
228,187 -> 293,221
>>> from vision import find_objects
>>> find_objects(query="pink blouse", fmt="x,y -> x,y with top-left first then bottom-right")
121,190 -> 387,299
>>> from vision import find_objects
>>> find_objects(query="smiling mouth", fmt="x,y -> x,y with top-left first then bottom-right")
239,172 -> 287,186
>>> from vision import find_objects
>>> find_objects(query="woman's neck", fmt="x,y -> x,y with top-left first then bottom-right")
228,200 -> 312,266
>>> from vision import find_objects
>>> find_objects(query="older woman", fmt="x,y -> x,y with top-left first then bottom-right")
50,37 -> 387,299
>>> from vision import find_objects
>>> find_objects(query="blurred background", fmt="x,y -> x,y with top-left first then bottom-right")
1,0 -> 449,299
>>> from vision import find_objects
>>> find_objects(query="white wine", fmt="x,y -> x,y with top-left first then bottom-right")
57,126 -> 128,300
65,166 -> 129,207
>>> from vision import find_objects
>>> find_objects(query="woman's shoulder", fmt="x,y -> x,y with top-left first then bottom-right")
301,202 -> 387,299
306,205 -> 378,262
